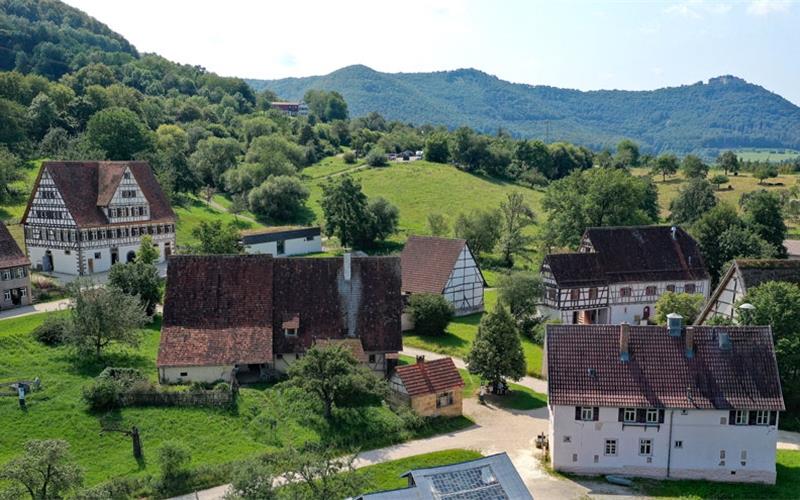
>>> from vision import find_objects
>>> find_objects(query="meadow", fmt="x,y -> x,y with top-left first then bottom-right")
735,148 -> 800,163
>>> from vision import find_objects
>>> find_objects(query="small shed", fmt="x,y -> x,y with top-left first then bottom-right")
389,357 -> 464,417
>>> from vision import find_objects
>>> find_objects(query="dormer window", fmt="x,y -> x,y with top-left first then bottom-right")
282,314 -> 300,338
284,328 -> 298,337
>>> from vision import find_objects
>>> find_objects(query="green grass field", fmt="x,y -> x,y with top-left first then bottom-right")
0,312 -> 472,489
402,290 -> 545,377
639,450 -> 800,498
301,154 -> 365,179
174,196 -> 266,247
355,449 -> 482,495
735,148 -> 800,163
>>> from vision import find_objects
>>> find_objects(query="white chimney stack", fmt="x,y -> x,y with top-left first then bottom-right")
344,252 -> 352,281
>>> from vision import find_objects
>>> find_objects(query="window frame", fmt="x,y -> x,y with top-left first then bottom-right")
620,287 -> 632,298
646,409 -> 659,423
623,408 -> 636,422
436,391 -> 454,408
639,439 -> 653,456
604,439 -> 618,456
684,283 -> 696,294
580,407 -> 595,421
734,410 -> 748,425
755,410 -> 770,425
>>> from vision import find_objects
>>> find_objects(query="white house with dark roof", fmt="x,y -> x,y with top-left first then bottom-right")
400,236 -> 486,323
21,161 -> 176,275
545,319 -> 784,483
241,226 -> 321,257
355,452 -> 532,499
696,259 -> 800,325
0,223 -> 31,310
539,226 -> 710,325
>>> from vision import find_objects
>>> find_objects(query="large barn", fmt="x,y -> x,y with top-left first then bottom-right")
400,235 -> 486,320
21,161 -> 176,275
157,253 -> 403,383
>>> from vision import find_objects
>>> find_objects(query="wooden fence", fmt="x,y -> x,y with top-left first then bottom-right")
119,390 -> 234,408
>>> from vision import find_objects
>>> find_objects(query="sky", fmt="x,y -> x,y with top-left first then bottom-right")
64,0 -> 800,104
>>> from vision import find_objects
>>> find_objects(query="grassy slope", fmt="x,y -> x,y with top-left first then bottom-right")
639,450 -> 800,499
174,196 -> 265,247
403,289 -> 545,377
735,148 -> 800,162
355,449 -> 483,495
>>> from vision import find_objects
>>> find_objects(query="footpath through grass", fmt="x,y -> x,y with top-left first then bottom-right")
403,290 -> 545,377
638,450 -> 800,499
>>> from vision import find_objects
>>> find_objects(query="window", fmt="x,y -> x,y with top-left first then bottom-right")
734,410 -> 748,425
283,327 -> 298,337
674,440 -> 683,449
179,372 -> 188,377
64,250 -> 71,255
436,391 -> 454,408
570,289 -> 580,300
306,235 -> 314,241
94,252 -> 101,259
32,229 -> 40,240
588,287 -> 598,299
639,439 -> 652,456
20,288 -> 26,297
684,284 -> 696,294
620,287 -> 632,298
276,354 -> 283,360
122,189 -> 137,198
563,435 -> 571,443
646,409 -> 659,423
277,240 -> 286,255
17,268 -> 25,278
755,410 -> 770,425
368,354 -> 376,363
645,286 -> 657,296
3,290 -> 9,301
580,407 -> 595,421
547,288 -> 556,300
604,439 -> 618,456
624,408 -> 636,422
1,271 -> 9,281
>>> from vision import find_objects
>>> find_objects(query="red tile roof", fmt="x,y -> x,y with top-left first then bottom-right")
157,254 -> 403,367
546,324 -> 784,410
401,236 -> 482,294
158,327 -> 273,367
544,226 -> 709,286
0,223 -> 29,269
22,161 -> 176,228
313,338 -> 368,363
395,358 -> 464,397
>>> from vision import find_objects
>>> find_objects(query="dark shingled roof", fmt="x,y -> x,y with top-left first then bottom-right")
546,324 -> 784,410
401,235 -> 484,294
158,254 -> 402,367
544,226 -> 709,286
395,357 -> 464,397
23,161 -> 176,228
736,259 -> 800,288
0,223 -> 29,269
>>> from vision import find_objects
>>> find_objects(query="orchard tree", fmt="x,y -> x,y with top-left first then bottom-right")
86,107 -> 152,160
497,271 -> 544,338
753,164 -> 778,185
741,190 -> 787,257
424,132 -> 450,163
669,179 -> 717,225
366,197 -> 399,243
654,292 -> 704,325
709,174 -> 729,190
498,192 -> 535,266
466,305 -> 526,390
277,445 -> 364,500
321,175 -> 370,248
248,175 -> 309,222
716,150 -> 740,175
286,345 -> 385,420
681,154 -> 708,179
426,213 -> 450,237
614,139 -> 640,168
650,154 -> 679,181
192,220 -> 243,254
454,209 -> 502,258
108,236 -> 161,315
0,440 -> 83,500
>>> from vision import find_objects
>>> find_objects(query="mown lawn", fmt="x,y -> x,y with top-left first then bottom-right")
301,154 -> 364,179
355,449 -> 483,495
0,312 -> 472,489
403,290 -> 545,377
638,450 -> 800,499
734,148 -> 800,163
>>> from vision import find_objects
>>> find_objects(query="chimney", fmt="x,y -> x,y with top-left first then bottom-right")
667,312 -> 683,337
671,226 -> 678,240
718,331 -> 732,351
685,326 -> 695,358
620,323 -> 630,362
416,355 -> 425,364
344,252 -> 351,281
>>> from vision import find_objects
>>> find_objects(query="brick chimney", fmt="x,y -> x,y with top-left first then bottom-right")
685,327 -> 695,358
620,323 -> 630,362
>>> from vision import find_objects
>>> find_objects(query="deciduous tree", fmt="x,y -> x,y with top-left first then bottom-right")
248,175 -> 309,222
86,107 -> 152,160
0,440 -> 83,500
741,190 -> 787,257
191,220 -> 243,254
669,179 -> 717,225
466,305 -> 526,389
654,292 -> 704,325
650,154 -> 679,181
716,150 -> 740,175
498,192 -> 535,266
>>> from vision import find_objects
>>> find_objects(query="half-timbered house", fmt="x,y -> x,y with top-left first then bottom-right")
400,236 -> 486,322
0,223 -> 31,310
157,253 -> 403,383
539,226 -> 710,324
546,320 -> 784,483
696,259 -> 800,325
21,161 -> 176,275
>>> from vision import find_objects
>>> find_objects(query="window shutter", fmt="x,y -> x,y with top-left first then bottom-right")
748,410 -> 756,425
658,409 -> 665,424
636,408 -> 646,423
770,411 -> 777,426
575,407 -> 582,420
618,408 -> 625,422
729,410 -> 736,425
593,407 -> 599,421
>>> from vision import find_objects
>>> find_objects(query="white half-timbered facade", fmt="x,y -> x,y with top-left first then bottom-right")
539,226 -> 710,325
400,236 -> 486,324
546,322 -> 784,484
22,161 -> 176,275
696,259 -> 800,325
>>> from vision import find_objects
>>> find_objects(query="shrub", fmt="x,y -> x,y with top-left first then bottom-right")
33,315 -> 69,346
408,293 -> 454,336
365,147 -> 388,167
342,151 -> 356,164
82,378 -> 122,412
214,382 -> 231,392
157,441 -> 191,492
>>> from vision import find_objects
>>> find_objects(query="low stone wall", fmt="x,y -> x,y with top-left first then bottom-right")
120,390 -> 234,408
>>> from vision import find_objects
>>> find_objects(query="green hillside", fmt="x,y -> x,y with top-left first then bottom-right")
251,66 -> 800,155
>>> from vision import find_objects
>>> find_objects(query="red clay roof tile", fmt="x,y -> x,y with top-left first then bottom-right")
395,357 -> 464,397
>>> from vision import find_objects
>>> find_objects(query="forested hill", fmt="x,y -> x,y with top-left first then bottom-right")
0,0 -> 138,79
249,66 -> 800,155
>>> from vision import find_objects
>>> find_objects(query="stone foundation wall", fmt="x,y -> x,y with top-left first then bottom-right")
555,465 -> 775,484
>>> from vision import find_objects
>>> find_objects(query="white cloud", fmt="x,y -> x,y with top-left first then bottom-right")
665,0 -> 732,19
747,0 -> 791,16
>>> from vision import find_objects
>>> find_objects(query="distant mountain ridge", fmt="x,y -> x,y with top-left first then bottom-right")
249,66 -> 800,155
